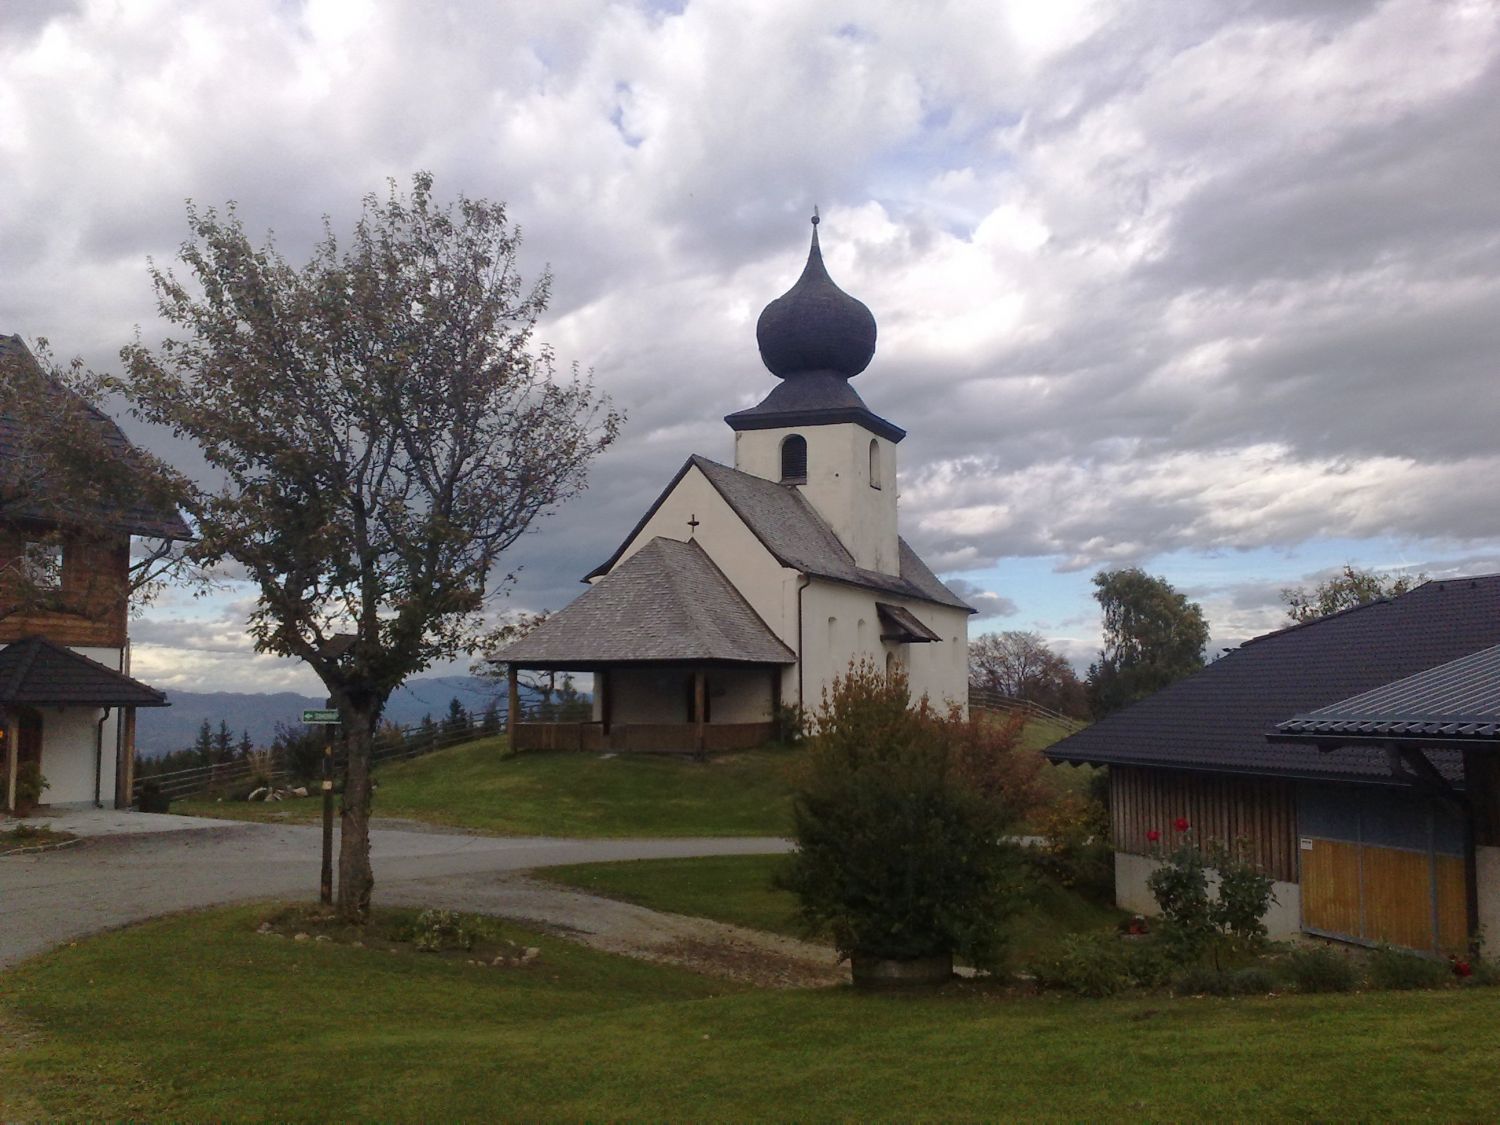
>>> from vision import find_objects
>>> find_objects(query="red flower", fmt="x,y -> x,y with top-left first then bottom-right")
1174,817 -> 1191,832
1455,960 -> 1473,978
1146,828 -> 1161,843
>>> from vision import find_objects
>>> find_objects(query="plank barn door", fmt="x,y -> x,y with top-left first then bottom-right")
1298,783 -> 1466,953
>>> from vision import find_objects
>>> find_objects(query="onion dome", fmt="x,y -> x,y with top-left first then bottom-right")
755,215 -> 877,380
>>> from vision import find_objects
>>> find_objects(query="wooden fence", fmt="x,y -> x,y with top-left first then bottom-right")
131,713 -> 503,803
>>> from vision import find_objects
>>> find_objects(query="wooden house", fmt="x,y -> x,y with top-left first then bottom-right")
1047,575 -> 1500,954
0,334 -> 189,811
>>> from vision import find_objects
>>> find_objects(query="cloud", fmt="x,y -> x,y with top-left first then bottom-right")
3,0 -> 1498,686
942,579 -> 1017,621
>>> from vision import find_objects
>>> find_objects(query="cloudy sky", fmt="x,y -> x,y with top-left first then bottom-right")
4,0 -> 1499,693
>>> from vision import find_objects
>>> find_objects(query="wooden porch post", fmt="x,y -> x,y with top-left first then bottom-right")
598,670 -> 611,734
507,665 -> 521,750
3,712 -> 14,812
693,669 -> 706,757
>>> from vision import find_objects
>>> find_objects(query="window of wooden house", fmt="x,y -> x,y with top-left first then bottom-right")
780,434 -> 807,483
21,541 -> 63,590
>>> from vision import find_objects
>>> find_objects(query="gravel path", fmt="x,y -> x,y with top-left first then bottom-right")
0,818 -> 837,986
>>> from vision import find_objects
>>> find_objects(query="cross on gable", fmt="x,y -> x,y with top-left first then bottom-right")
687,513 -> 701,538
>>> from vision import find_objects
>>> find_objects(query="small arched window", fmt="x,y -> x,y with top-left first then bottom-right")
780,434 -> 807,483
868,438 -> 881,489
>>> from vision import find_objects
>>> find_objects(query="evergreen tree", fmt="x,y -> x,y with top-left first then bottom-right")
192,719 -> 214,766
444,696 -> 470,737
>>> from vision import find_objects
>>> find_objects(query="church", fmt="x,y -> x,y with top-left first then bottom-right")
493,217 -> 974,753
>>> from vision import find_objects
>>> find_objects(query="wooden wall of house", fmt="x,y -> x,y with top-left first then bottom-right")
0,529 -> 130,647
1111,765 -> 1299,884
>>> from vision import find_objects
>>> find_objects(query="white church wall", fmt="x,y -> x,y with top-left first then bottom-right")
608,465 -> 801,649
801,582 -> 968,715
733,423 -> 899,575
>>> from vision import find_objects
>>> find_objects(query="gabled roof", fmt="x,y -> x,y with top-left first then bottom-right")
586,455 -> 973,613
0,334 -> 191,540
0,636 -> 169,707
1047,575 -> 1500,784
492,537 -> 795,668
1275,642 -> 1500,744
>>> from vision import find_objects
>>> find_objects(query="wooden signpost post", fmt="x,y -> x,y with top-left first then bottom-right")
302,709 -> 341,905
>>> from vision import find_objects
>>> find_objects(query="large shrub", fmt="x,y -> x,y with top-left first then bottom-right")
777,663 -> 1028,969
1146,829 -> 1276,966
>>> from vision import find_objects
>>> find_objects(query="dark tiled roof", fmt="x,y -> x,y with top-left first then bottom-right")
876,602 -> 941,643
725,372 -> 906,442
755,223 -> 877,380
0,636 -> 169,706
492,537 -> 795,667
1275,643 -> 1500,743
587,455 -> 972,614
0,334 -> 191,540
1046,576 -> 1500,784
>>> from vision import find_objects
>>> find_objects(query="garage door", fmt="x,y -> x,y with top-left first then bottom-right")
1297,783 -> 1467,954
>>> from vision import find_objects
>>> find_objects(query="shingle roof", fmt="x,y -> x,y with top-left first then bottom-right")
1046,576 -> 1500,784
492,536 -> 796,668
0,334 -> 191,540
587,455 -> 973,613
1275,642 -> 1500,744
0,636 -> 169,706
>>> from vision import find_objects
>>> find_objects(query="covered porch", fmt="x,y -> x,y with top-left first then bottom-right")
490,537 -> 796,756
0,636 -> 168,811
507,660 -> 782,754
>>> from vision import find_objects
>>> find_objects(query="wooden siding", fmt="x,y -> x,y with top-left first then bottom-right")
0,529 -> 130,648
1111,765 -> 1298,883
1302,836 -> 1467,954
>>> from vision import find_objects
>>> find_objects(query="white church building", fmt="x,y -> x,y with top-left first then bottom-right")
494,218 -> 974,752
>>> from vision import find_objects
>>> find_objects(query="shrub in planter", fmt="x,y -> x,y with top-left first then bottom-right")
1282,945 -> 1358,993
1367,946 -> 1452,991
13,763 -> 48,813
136,779 -> 172,814
777,662 -> 1027,981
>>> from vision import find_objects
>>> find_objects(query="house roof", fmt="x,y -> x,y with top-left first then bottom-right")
0,636 -> 169,707
586,454 -> 973,614
0,334 -> 191,540
1046,575 -> 1500,785
1274,642 -> 1500,745
491,536 -> 796,668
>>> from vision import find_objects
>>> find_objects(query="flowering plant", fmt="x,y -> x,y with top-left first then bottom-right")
1144,826 -> 1276,967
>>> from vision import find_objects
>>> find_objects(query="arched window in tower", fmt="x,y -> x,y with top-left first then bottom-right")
780,434 -> 807,483
868,438 -> 881,489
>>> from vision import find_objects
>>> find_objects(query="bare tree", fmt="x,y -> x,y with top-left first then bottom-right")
969,630 -> 1086,717
118,173 -> 622,922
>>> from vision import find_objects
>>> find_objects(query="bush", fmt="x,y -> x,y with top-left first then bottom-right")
1367,946 -> 1452,991
404,909 -> 475,953
1030,791 -> 1114,901
1282,945 -> 1359,993
1172,965 -> 1276,997
1029,933 -> 1132,997
1146,831 -> 1276,966
777,662 -> 1027,970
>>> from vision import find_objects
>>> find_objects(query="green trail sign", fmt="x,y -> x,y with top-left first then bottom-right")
301,709 -> 341,724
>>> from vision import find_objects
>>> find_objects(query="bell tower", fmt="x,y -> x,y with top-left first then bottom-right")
727,213 -> 902,575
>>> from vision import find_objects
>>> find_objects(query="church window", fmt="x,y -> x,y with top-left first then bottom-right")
780,434 -> 807,483
868,439 -> 881,489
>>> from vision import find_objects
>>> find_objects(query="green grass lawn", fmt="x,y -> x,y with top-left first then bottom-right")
175,738 -> 801,837
539,853 -> 1123,966
5,905 -> 1500,1120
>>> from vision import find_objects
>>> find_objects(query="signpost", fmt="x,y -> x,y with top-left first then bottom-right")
302,708 -> 340,904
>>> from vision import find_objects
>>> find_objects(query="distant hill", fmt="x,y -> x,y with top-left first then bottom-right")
135,674 -> 583,757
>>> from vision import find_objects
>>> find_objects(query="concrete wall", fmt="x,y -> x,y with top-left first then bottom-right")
1479,846 -> 1500,950
733,421 -> 899,575
38,705 -> 117,808
1115,850 -> 1303,940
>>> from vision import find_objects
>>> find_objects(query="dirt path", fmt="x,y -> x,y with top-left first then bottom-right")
385,874 -> 845,989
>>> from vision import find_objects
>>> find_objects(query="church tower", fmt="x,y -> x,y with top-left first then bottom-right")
727,215 -> 903,575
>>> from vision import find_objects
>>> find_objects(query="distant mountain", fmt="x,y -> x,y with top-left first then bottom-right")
134,674 -> 581,757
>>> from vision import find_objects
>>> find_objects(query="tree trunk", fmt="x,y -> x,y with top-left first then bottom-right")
335,699 -> 380,923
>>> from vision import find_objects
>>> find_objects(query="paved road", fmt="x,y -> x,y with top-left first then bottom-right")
0,818 -> 795,969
